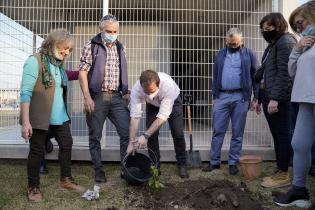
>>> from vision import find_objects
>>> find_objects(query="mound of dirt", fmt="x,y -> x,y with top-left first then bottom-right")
128,179 -> 262,210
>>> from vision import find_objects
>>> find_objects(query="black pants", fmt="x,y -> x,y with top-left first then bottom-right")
27,122 -> 73,187
260,90 -> 291,171
146,96 -> 187,166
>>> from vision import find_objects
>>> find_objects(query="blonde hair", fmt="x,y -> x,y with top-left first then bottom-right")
39,29 -> 74,56
289,0 -> 315,33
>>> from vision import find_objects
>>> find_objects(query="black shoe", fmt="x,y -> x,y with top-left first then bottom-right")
39,165 -> 48,175
229,165 -> 239,175
95,170 -> 107,183
202,164 -> 220,172
45,138 -> 54,153
309,165 -> 315,177
178,166 -> 189,178
120,171 -> 124,179
274,187 -> 311,208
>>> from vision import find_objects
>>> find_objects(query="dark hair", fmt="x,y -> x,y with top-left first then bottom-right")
140,70 -> 160,88
259,12 -> 288,33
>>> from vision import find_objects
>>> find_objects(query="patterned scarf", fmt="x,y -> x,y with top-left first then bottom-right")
41,55 -> 67,89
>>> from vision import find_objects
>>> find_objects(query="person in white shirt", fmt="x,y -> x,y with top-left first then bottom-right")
127,70 -> 189,178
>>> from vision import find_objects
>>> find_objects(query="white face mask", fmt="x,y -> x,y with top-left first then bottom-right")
147,89 -> 159,100
53,47 -> 64,60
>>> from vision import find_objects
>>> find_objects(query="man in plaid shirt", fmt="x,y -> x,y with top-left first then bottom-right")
78,14 -> 130,183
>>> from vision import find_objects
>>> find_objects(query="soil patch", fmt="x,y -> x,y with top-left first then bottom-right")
126,179 -> 262,210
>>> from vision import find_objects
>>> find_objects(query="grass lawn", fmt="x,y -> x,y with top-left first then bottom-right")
0,159 -> 314,210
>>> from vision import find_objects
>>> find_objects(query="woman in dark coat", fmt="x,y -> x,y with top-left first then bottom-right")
257,13 -> 296,189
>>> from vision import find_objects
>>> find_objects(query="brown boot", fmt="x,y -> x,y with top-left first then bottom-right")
60,177 -> 85,193
261,171 -> 291,188
262,169 -> 280,182
27,187 -> 43,202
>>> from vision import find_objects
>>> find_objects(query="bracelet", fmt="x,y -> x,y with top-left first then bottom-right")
142,132 -> 150,140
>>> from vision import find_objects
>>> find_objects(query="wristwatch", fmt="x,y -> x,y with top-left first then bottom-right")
142,132 -> 150,140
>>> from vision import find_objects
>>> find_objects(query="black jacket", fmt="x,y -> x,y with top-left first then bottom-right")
262,33 -> 296,101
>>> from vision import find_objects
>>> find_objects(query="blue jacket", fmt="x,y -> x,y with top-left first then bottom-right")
212,47 -> 259,101
88,33 -> 128,97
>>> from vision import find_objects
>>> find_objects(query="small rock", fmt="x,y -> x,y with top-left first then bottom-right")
229,192 -> 239,207
174,204 -> 179,209
216,193 -> 228,204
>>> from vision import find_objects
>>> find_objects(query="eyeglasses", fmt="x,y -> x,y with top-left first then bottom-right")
294,19 -> 305,31
101,14 -> 117,22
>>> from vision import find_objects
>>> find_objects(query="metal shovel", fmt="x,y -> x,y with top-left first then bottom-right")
184,95 -> 202,168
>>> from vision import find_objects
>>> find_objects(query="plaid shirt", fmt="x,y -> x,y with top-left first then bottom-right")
79,40 -> 120,91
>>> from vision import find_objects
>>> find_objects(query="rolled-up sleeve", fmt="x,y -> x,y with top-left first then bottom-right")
130,82 -> 144,118
79,41 -> 92,72
20,56 -> 39,103
156,97 -> 174,121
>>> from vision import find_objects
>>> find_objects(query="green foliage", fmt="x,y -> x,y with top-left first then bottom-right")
148,165 -> 164,191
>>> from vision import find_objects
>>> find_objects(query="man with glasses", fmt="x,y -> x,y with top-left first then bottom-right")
202,28 -> 259,175
78,14 -> 130,183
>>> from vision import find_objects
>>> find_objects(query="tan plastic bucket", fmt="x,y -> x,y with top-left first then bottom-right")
239,155 -> 262,180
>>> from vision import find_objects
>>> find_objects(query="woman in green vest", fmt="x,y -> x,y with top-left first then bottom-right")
20,29 -> 84,202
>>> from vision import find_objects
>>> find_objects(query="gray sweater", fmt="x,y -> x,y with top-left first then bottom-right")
289,44 -> 315,103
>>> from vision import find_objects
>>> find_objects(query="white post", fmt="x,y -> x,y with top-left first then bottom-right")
103,0 -> 109,16
101,0 -> 109,149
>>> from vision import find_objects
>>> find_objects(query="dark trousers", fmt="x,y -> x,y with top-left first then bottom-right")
86,92 -> 130,172
260,90 -> 291,171
27,122 -> 73,187
146,96 -> 187,166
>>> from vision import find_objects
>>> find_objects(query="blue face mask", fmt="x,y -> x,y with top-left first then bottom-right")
102,33 -> 117,43
301,24 -> 315,36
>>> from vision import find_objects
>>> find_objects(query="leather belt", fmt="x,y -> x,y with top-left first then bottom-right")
103,90 -> 119,94
220,89 -> 242,94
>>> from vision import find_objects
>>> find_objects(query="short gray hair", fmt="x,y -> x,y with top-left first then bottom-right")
99,14 -> 119,30
226,28 -> 242,37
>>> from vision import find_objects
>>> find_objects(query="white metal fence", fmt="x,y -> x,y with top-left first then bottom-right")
0,0 -> 275,149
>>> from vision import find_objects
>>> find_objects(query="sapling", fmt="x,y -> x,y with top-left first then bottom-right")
148,165 -> 164,191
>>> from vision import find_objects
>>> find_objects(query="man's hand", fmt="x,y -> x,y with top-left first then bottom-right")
122,93 -> 130,106
255,103 -> 262,115
127,140 -> 138,155
22,121 -> 32,143
250,98 -> 257,111
250,98 -> 261,114
268,100 -> 278,114
84,97 -> 95,113
137,135 -> 148,149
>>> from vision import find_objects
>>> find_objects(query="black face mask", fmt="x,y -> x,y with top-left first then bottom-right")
227,45 -> 241,53
262,30 -> 279,42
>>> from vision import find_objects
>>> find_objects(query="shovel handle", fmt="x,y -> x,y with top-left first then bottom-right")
186,105 -> 192,135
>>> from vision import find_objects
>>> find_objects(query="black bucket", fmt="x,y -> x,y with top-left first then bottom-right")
122,152 -> 155,186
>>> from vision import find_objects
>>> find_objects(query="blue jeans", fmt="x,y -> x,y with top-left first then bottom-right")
210,92 -> 249,165
86,92 -> 130,172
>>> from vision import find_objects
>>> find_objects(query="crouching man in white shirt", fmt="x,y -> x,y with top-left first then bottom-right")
127,70 -> 189,178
